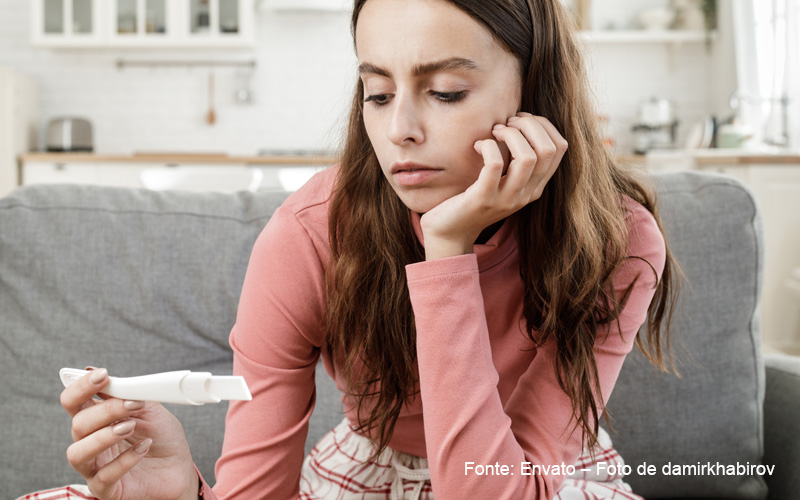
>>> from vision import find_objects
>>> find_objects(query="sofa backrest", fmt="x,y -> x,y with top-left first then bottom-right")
606,171 -> 766,499
0,171 -> 766,499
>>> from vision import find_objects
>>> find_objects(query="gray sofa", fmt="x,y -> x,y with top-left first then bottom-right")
1,170 -> 798,500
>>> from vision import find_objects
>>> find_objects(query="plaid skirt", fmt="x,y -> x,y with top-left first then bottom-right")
299,418 -> 642,500
19,419 -> 641,500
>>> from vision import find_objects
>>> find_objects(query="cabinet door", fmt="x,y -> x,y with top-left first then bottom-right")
139,164 -> 260,192
180,0 -> 254,47
107,0 -> 177,46
32,0 -> 104,47
22,162 -> 101,185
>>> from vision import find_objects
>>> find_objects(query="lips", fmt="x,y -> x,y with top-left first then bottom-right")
390,161 -> 441,174
390,162 -> 443,187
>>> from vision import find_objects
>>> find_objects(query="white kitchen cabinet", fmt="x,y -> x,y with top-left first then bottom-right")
32,0 -> 255,48
19,158 -> 324,193
107,0 -> 178,46
32,0 -> 104,47
183,0 -> 254,46
696,162 -> 800,353
23,162 -> 104,185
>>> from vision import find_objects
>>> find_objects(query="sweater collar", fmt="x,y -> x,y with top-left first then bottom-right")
409,210 -> 517,270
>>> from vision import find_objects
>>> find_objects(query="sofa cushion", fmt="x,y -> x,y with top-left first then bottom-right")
0,185 -> 298,497
603,172 -> 767,499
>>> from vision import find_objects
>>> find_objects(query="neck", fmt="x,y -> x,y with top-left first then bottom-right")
475,219 -> 505,245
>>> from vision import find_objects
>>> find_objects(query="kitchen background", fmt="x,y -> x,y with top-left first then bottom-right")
2,0 -> 800,355
1,0 -> 739,156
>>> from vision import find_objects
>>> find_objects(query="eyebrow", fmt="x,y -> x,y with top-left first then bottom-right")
358,57 -> 481,78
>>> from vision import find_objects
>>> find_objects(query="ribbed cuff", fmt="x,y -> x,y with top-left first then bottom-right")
405,253 -> 478,283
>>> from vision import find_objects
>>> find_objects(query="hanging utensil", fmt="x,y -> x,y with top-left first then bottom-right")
207,72 -> 216,125
234,67 -> 253,104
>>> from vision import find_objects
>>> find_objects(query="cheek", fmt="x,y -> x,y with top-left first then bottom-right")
362,112 -> 385,156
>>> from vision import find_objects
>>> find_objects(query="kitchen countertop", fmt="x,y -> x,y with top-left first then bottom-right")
20,150 -> 800,168
19,152 -> 339,166
691,150 -> 800,165
644,149 -> 800,165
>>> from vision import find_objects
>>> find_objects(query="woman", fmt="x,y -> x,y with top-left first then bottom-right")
53,0 -> 678,499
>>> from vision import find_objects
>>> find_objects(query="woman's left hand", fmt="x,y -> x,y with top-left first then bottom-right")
420,112 -> 568,261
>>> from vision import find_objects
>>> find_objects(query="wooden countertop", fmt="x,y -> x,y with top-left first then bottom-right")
644,149 -> 800,166
691,152 -> 800,165
19,152 -> 339,166
20,150 -> 800,167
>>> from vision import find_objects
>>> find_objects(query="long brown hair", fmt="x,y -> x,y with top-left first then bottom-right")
326,0 -> 679,460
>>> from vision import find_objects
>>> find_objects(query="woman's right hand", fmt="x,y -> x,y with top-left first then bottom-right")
61,367 -> 200,500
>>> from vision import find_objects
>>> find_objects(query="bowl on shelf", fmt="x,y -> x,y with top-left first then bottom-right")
637,7 -> 676,30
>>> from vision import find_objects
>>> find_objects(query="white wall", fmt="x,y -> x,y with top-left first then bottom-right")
0,1 -> 735,156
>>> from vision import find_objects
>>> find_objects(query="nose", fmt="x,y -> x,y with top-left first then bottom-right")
386,93 -> 424,146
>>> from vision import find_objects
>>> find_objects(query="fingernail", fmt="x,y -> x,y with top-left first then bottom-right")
124,400 -> 146,411
113,420 -> 135,436
508,116 -> 519,121
518,112 -> 533,117
134,438 -> 152,455
90,368 -> 108,385
493,124 -> 505,130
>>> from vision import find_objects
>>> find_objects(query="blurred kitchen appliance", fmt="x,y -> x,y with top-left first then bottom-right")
0,67 -> 39,197
46,117 -> 93,152
631,96 -> 679,154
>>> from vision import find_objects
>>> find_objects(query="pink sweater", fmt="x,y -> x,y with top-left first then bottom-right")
200,165 -> 666,499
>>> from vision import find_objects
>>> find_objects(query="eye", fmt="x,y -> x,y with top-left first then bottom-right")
364,94 -> 392,107
430,91 -> 466,104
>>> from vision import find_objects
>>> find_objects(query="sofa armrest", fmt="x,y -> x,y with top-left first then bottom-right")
764,353 -> 800,500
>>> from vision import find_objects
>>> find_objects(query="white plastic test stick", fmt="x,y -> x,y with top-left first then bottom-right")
59,368 -> 252,405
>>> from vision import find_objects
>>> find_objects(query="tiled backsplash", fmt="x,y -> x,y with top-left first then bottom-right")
0,1 -> 735,156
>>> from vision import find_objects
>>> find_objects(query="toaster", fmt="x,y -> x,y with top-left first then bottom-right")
46,117 -> 94,152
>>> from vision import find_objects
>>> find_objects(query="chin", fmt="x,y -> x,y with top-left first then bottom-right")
393,190 -> 449,214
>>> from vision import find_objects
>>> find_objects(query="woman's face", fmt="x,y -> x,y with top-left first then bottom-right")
356,0 -> 523,214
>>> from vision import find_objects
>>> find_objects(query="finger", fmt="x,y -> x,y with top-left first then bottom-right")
61,368 -> 110,418
506,116 -> 559,169
531,115 -> 569,157
67,419 -> 138,477
473,138 -> 505,195
87,438 -> 153,499
72,398 -> 147,442
507,115 -> 567,198
528,116 -> 568,196
511,115 -> 568,165
491,125 -> 537,191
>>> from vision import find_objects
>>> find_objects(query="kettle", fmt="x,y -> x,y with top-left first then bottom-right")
631,97 -> 679,154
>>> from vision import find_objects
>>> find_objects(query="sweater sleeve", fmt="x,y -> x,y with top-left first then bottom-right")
211,206 -> 326,499
405,205 -> 666,499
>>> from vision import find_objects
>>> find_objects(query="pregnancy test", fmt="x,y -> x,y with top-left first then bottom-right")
59,368 -> 252,405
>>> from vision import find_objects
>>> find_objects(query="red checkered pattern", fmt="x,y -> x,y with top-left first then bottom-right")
300,419 -> 642,500
21,424 -> 641,500
554,426 -> 643,500
15,485 -> 97,500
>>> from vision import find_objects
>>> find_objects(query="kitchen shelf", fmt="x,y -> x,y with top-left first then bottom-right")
578,30 -> 715,44
257,0 -> 352,12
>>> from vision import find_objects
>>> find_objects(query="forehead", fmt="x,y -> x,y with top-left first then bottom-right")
355,0 -> 505,71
